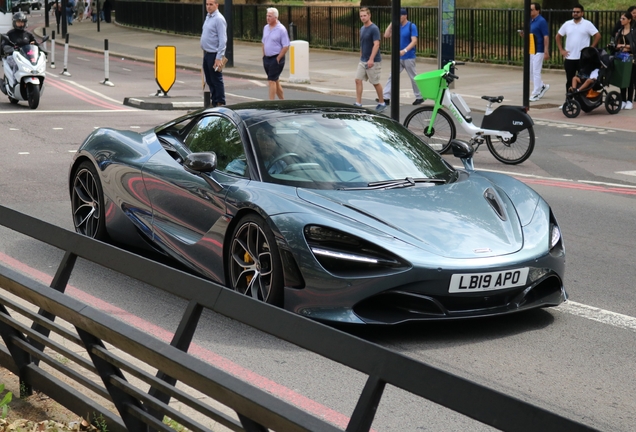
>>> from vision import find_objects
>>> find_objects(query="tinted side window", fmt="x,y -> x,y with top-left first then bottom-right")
184,116 -> 247,176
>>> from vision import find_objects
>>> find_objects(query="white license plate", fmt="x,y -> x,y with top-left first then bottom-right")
449,268 -> 529,293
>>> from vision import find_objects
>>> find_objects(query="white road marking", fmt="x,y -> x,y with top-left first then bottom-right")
468,167 -> 636,190
247,79 -> 267,87
226,92 -> 260,101
60,78 -> 122,104
76,57 -> 91,62
53,127 -> 64,130
18,152 -> 29,155
130,126 -> 140,129
534,119 -> 617,134
556,301 -> 636,332
122,68 -> 132,72
9,128 -> 19,131
616,170 -> 636,176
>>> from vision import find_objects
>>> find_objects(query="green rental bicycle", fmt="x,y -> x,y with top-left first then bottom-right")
404,61 -> 535,165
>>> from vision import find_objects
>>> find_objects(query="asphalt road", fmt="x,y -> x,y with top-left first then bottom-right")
1,11 -> 636,431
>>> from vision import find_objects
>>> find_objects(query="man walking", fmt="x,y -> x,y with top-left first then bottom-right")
525,3 -> 550,101
355,7 -> 386,112
555,4 -> 601,93
262,7 -> 290,100
378,8 -> 423,106
201,0 -> 227,107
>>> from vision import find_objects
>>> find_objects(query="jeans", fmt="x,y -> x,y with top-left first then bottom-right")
203,51 -> 226,106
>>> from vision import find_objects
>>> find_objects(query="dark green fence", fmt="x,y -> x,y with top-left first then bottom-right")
113,1 -> 623,67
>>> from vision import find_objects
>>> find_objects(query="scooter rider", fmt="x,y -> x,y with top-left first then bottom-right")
1,13 -> 37,86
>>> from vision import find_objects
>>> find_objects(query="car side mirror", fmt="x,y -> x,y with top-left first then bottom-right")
184,152 -> 217,173
451,139 -> 475,171
183,152 -> 223,193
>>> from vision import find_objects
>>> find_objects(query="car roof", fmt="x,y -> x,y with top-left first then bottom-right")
154,100 -> 375,133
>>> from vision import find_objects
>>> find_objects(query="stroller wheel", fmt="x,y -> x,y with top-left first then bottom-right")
563,99 -> 581,118
605,91 -> 622,114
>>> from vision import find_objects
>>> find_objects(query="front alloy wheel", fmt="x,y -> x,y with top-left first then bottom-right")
228,215 -> 283,306
71,161 -> 108,240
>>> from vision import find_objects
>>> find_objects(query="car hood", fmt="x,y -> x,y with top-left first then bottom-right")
296,177 -> 527,258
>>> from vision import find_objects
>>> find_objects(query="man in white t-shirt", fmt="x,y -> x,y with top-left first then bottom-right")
555,3 -> 601,93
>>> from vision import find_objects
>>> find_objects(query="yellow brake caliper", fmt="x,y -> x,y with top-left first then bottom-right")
244,252 -> 253,284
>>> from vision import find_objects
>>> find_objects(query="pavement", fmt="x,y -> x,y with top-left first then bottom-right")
32,19 -> 636,131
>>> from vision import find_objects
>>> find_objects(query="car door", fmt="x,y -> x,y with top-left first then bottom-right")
142,114 -> 250,282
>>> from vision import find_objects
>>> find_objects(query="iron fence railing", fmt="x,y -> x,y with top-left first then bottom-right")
113,1 -> 623,67
0,202 -> 600,431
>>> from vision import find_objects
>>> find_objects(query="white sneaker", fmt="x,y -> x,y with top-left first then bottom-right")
625,101 -> 633,110
621,101 -> 627,109
529,94 -> 540,102
538,84 -> 550,99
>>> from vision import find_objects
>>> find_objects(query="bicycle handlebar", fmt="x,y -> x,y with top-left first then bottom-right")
441,61 -> 463,83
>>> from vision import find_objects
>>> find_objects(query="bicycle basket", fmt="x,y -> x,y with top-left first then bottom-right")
414,69 -> 446,101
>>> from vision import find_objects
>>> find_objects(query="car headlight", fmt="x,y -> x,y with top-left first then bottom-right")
304,225 -> 410,277
549,224 -> 561,249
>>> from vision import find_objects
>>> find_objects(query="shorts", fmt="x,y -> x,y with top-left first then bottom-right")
355,61 -> 382,85
263,55 -> 285,81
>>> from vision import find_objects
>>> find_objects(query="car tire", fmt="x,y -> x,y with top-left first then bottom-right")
71,161 -> 108,241
227,214 -> 284,306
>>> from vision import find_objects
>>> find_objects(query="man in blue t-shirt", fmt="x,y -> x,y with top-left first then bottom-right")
379,8 -> 424,106
354,7 -> 386,112
525,3 -> 550,101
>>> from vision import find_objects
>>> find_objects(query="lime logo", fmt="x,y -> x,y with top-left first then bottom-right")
450,107 -> 463,124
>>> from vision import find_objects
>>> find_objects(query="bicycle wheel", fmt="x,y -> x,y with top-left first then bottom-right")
485,126 -> 535,165
404,106 -> 456,154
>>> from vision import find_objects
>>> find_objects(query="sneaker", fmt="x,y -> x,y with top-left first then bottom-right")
375,98 -> 390,105
529,94 -> 540,102
353,102 -> 362,107
375,103 -> 387,112
625,101 -> 633,110
537,84 -> 550,98
621,101 -> 627,109
413,98 -> 424,105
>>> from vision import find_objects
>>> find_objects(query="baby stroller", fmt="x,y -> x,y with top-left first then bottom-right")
562,47 -> 622,118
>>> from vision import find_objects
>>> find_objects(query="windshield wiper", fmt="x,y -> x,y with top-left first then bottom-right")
339,177 -> 446,191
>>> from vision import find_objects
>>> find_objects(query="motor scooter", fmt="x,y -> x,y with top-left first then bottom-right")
1,34 -> 49,109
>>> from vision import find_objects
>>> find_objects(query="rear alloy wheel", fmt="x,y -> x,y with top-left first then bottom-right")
228,214 -> 283,306
71,161 -> 108,240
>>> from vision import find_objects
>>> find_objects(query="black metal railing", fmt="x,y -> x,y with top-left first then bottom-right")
113,1 -> 623,67
0,205 -> 599,431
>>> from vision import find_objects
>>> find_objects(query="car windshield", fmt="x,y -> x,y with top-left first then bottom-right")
248,112 -> 457,190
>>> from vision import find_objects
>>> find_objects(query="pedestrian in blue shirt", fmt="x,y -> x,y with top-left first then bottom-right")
378,8 -> 423,106
522,2 -> 550,101
201,0 -> 227,107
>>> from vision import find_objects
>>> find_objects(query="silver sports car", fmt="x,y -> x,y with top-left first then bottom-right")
69,101 -> 566,324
